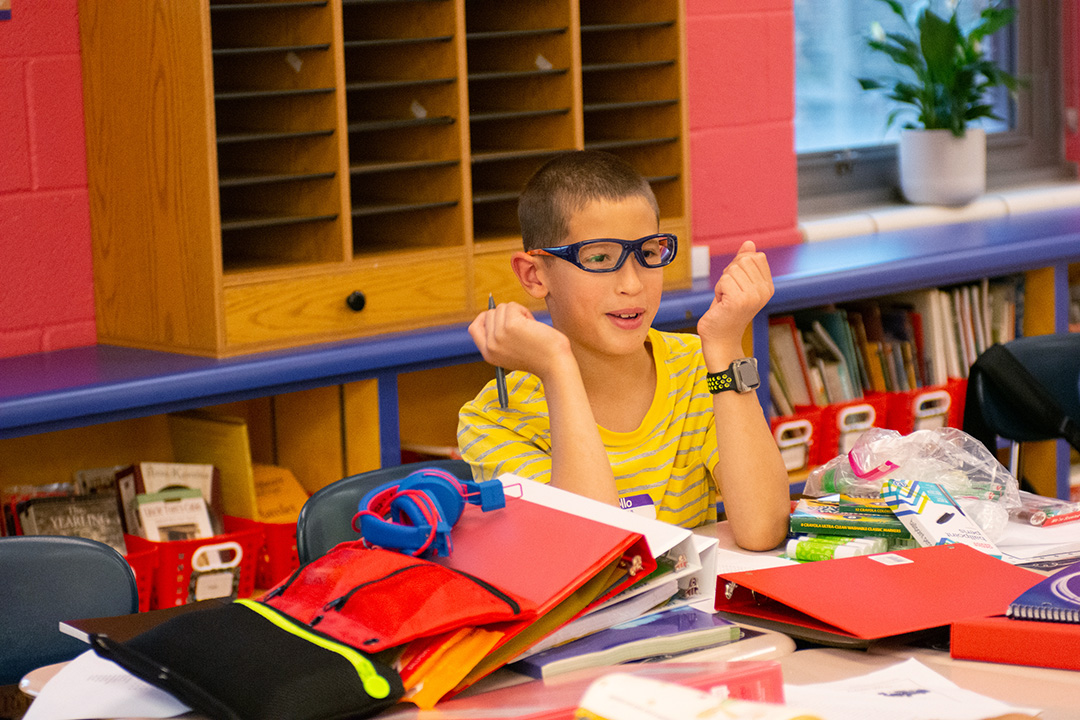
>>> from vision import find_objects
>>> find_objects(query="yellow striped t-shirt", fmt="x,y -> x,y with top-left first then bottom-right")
457,328 -> 721,528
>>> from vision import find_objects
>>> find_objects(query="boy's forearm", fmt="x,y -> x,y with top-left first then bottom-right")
711,392 -> 790,551
540,356 -> 620,505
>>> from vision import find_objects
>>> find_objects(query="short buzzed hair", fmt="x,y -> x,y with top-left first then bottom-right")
517,150 -> 659,252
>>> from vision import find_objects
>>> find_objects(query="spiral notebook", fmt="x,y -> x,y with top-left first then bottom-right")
1005,558 -> 1080,623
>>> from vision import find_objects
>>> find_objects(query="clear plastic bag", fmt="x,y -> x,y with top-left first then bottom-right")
803,427 -> 1021,539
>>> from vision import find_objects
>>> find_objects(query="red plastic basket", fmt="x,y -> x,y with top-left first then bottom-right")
884,377 -> 967,434
771,407 -> 823,473
123,545 -> 158,613
125,525 -> 264,609
816,393 -> 891,463
223,515 -> 299,590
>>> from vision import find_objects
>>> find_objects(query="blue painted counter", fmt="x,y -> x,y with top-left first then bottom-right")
3,208 -> 1079,471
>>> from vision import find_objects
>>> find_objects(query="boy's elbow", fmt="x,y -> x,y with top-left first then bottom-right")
730,506 -> 790,552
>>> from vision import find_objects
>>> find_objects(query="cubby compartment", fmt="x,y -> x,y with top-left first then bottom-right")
340,0 -> 468,259
465,0 -> 578,243
579,0 -> 687,221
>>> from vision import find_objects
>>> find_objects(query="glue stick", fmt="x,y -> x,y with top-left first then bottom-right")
786,536 -> 885,561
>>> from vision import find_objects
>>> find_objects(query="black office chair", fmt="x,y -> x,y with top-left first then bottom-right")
295,459 -> 474,565
963,333 -> 1080,478
0,535 -> 139,685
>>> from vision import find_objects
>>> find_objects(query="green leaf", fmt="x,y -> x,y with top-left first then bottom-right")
868,38 -> 922,71
918,8 -> 961,85
970,5 -> 1016,43
857,77 -> 886,91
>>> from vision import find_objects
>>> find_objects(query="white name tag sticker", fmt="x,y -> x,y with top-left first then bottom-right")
619,493 -> 656,520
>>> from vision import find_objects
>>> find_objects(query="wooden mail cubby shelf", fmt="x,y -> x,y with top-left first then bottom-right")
3,208 -> 1078,501
77,0 -> 692,357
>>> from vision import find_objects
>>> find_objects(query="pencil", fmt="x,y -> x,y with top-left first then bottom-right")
489,294 -> 509,409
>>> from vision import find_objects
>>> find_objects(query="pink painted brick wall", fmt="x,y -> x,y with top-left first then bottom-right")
0,0 -> 96,359
685,0 -> 801,254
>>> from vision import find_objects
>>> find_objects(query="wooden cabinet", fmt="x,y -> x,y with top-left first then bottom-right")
78,0 -> 692,357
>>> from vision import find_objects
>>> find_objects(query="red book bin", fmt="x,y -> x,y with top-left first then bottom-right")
223,515 -> 300,590
125,524 -> 264,610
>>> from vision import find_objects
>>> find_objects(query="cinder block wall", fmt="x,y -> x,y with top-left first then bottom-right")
0,0 -> 96,358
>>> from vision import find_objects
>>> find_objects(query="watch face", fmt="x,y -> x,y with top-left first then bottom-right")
733,358 -> 760,392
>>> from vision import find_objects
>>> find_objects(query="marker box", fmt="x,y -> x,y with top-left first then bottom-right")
881,478 -> 1002,558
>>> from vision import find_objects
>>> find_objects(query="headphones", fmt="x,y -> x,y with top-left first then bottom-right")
352,468 -> 505,558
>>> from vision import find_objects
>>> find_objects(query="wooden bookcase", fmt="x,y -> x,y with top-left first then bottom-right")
77,0 -> 692,357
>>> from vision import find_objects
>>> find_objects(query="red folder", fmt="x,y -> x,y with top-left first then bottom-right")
715,544 -> 1043,642
434,496 -> 653,618
950,615 -> 1080,671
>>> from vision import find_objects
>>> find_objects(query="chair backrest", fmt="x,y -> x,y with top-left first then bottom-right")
295,459 -> 474,565
965,333 -> 1080,445
0,535 -> 138,685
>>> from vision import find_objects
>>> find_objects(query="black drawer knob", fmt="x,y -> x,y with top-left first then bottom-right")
345,291 -> 366,312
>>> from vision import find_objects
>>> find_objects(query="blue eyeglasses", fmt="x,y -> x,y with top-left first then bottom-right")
527,233 -> 677,273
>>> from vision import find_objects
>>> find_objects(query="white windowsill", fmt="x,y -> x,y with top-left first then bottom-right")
798,181 -> 1080,243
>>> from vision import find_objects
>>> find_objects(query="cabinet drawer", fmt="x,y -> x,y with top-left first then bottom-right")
225,257 -> 468,349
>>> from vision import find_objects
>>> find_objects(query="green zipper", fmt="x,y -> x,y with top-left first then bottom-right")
235,599 -> 392,699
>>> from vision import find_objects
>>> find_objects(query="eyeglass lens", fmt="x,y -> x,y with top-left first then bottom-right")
575,236 -> 672,271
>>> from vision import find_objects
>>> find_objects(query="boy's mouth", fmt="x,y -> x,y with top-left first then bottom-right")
606,309 -> 646,328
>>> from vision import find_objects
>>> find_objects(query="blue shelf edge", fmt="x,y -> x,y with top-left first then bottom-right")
2,206 -> 1079,439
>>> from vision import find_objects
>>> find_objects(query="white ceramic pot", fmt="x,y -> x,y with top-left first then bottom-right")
898,127 -> 986,206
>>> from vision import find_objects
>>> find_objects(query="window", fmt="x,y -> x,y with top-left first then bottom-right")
795,0 -> 1069,215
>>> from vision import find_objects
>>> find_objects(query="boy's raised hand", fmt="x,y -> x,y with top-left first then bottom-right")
697,240 -> 774,366
469,301 -> 573,378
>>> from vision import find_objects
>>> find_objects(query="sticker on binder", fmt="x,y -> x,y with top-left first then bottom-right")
774,419 -> 813,472
912,389 -> 951,431
836,404 -> 875,455
188,541 -> 243,602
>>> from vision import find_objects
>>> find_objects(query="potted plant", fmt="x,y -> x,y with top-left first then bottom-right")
857,0 -> 1020,205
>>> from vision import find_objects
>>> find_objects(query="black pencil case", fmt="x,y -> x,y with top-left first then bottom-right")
90,599 -> 404,720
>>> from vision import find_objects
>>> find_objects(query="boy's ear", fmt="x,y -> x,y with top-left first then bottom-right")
510,251 -> 550,299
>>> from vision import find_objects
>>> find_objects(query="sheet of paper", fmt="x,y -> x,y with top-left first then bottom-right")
784,658 -> 1040,720
714,546 -> 798,574
498,474 -> 690,557
22,650 -> 190,720
996,518 -> 1080,562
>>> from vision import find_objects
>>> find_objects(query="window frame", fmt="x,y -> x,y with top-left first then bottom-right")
797,1 -> 1070,217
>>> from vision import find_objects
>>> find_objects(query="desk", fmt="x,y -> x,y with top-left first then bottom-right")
694,521 -> 1080,718
780,646 -> 1080,720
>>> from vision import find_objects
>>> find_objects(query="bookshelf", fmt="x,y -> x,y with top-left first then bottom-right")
76,0 -> 692,358
4,207 -> 1077,503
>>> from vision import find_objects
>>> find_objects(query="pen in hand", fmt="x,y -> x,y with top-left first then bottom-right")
489,293 -> 510,409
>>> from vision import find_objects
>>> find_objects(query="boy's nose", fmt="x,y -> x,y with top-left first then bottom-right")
613,258 -> 645,292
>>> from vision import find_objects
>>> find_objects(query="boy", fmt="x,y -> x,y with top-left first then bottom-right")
457,151 -> 789,551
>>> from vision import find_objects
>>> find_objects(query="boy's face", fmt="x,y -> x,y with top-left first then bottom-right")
540,195 -> 663,360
